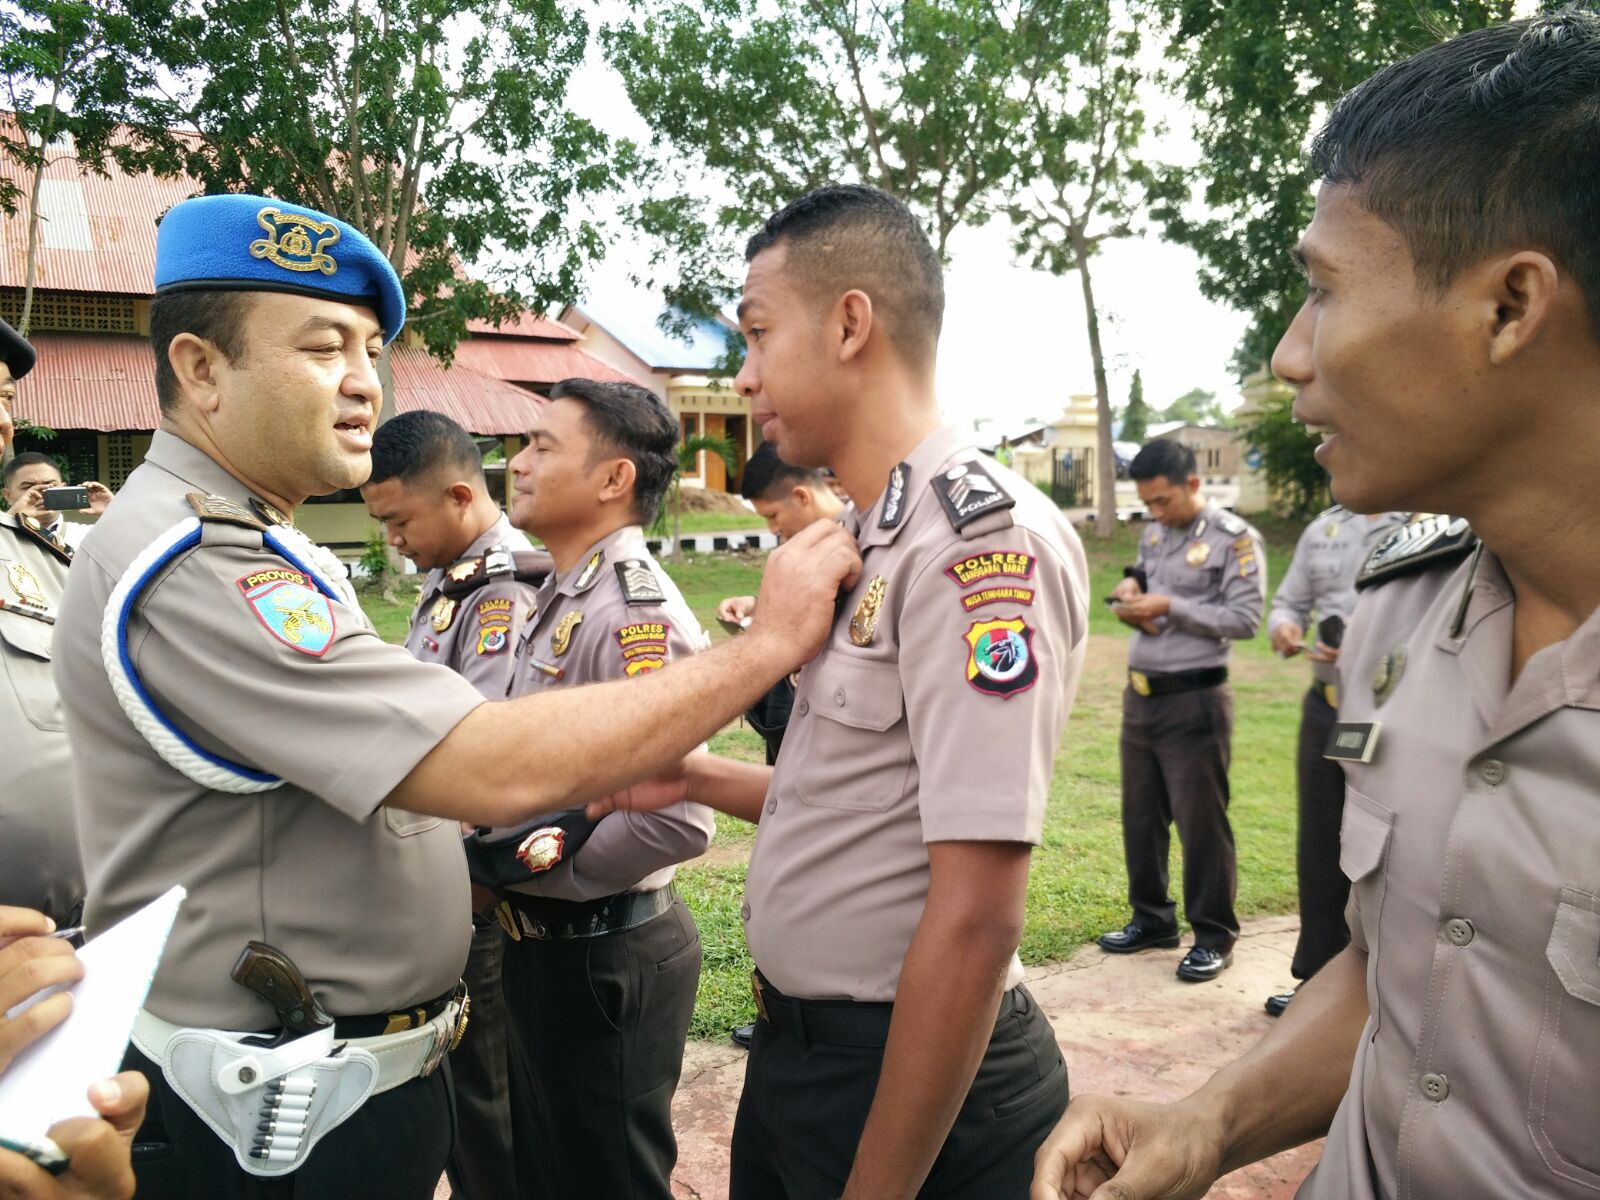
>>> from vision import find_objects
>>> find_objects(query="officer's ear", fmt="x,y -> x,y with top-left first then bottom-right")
1483,249 -> 1563,367
835,289 -> 874,365
445,481 -> 475,511
596,456 -> 636,507
167,333 -> 226,415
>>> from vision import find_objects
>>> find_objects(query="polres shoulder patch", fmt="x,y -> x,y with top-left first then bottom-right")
189,492 -> 267,532
1356,514 -> 1477,591
615,559 -> 666,605
934,460 -> 1015,534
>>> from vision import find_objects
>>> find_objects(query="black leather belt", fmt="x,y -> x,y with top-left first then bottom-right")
312,983 -> 460,1039
1127,666 -> 1228,696
751,972 -> 1028,1048
500,883 -> 676,941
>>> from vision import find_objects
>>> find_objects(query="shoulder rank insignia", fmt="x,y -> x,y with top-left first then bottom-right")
551,610 -> 582,657
1356,515 -> 1476,591
615,559 -> 665,605
879,463 -> 910,529
249,497 -> 292,527
849,575 -> 887,646
573,551 -> 605,593
1216,510 -> 1246,536
963,616 -> 1038,699
935,461 -> 1015,532
187,492 -> 267,532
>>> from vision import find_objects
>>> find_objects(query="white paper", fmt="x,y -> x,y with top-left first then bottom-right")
0,885 -> 184,1140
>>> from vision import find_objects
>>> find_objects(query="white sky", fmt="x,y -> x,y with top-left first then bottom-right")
562,29 -> 1254,434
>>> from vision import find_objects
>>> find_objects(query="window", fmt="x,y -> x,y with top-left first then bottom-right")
0,290 -> 137,333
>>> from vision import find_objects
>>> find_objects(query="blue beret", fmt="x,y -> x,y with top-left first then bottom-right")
0,318 -> 35,379
154,195 -> 406,344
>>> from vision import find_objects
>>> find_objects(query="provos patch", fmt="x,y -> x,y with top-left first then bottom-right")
476,596 -> 513,657
615,621 -> 671,677
945,550 -> 1036,587
237,567 -> 335,657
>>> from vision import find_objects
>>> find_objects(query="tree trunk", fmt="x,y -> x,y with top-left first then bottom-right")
19,88 -> 62,336
373,348 -> 406,573
1071,226 -> 1117,538
669,480 -> 683,561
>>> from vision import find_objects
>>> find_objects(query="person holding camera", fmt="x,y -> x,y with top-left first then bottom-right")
1263,505 -> 1406,1018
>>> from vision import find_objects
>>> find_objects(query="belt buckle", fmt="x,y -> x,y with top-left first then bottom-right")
1326,683 -> 1339,708
1129,670 -> 1151,697
515,910 -> 549,940
751,972 -> 771,1025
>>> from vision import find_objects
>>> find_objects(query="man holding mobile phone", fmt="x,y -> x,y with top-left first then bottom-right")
1263,504 -> 1406,1017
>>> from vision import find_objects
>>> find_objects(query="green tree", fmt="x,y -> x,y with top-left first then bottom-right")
1148,0 -> 1517,370
1120,368 -> 1152,443
1008,2 -> 1151,538
658,433 -> 737,560
1240,388 -> 1326,518
604,0 -> 1036,330
43,0 -> 633,404
1159,386 -> 1231,427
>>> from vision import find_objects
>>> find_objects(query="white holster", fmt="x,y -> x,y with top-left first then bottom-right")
132,1000 -> 463,1177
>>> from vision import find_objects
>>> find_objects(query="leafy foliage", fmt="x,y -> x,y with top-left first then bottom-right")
1120,368 -> 1151,443
1239,387 -> 1327,518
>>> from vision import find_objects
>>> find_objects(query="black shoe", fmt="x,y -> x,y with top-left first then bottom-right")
1264,991 -> 1294,1018
731,1023 -> 755,1049
1097,921 -> 1182,954
1176,946 -> 1233,982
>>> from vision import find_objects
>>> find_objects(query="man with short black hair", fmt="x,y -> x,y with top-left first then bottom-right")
3,453 -> 112,550
360,409 -> 538,1200
1034,12 -> 1600,1199
1097,438 -> 1265,984
599,182 -> 1090,1199
493,377 -> 713,1200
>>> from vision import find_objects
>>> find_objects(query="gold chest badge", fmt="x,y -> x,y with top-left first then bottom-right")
1185,541 -> 1212,567
551,610 -> 582,657
430,596 -> 458,633
849,575 -> 887,647
1372,647 -> 1406,706
5,562 -> 47,608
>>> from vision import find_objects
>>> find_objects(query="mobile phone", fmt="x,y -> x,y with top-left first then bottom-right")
0,1133 -> 70,1175
41,485 -> 90,511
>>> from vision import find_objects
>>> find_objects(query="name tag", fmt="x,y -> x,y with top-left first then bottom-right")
1324,721 -> 1380,764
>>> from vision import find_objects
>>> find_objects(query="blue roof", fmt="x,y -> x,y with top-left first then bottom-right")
577,301 -> 736,372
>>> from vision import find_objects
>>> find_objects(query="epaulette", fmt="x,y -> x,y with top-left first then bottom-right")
615,558 -> 666,605
441,547 -> 553,600
1355,514 -> 1477,591
1313,503 -> 1348,522
1216,509 -> 1247,536
935,460 -> 1015,534
187,492 -> 266,532
12,513 -> 72,564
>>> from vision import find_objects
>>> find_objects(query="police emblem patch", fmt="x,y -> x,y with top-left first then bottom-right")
515,827 -> 567,874
963,617 -> 1038,699
237,568 -> 335,656
430,596 -> 457,633
551,610 -> 582,657
250,207 -> 341,275
1186,542 -> 1211,567
849,576 -> 886,646
476,597 -> 513,657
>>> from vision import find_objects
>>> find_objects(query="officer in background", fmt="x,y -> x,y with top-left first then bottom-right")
1262,503 -> 1405,1017
485,377 -> 713,1199
2,454 -> 112,550
0,324 -> 82,925
1034,13 -> 1600,1200
599,184 -> 1090,1199
0,317 -> 22,458
50,194 -> 857,1198
1098,439 -> 1266,983
361,409 -> 541,1200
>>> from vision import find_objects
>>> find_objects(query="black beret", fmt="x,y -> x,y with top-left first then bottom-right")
0,319 -> 36,380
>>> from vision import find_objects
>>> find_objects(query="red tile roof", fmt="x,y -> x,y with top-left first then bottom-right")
463,312 -> 580,341
15,334 -> 547,436
449,337 -> 638,386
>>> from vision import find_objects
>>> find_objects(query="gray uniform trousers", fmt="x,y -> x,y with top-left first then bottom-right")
1118,684 -> 1240,950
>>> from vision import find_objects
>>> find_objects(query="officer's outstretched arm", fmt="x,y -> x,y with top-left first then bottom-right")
1031,944 -> 1369,1200
391,521 -> 859,826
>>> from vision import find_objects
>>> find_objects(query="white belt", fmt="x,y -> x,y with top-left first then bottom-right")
132,1001 -> 464,1097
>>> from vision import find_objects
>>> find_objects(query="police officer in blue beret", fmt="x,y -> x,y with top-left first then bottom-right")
50,194 -> 861,1198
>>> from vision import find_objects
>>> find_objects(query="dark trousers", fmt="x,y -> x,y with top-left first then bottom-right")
121,1044 -> 454,1200
502,894 -> 701,1200
445,920 -> 519,1200
1292,685 -> 1350,980
1119,683 -> 1240,951
730,984 -> 1067,1200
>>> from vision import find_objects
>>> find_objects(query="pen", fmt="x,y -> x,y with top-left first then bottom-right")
48,925 -> 86,942
0,1133 -> 70,1174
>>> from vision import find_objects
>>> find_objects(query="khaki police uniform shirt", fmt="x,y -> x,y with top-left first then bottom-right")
505,524 -> 714,902
1268,507 -> 1407,687
1128,504 -> 1266,674
403,513 -> 535,699
1299,547 -> 1600,1199
53,432 -> 486,1030
0,510 -> 81,920
743,427 -> 1089,1001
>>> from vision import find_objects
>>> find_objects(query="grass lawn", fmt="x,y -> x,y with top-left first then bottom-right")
658,510 -> 769,535
360,514 -> 1312,1038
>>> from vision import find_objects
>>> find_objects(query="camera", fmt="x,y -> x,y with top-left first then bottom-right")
41,485 -> 90,511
